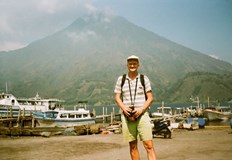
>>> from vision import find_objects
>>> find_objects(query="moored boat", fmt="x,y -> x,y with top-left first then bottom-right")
33,108 -> 95,127
0,93 -> 64,116
150,107 -> 173,119
17,93 -> 64,113
203,106 -> 231,121
0,93 -> 21,117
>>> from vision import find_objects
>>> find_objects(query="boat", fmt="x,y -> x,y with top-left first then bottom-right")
0,93 -> 64,116
0,104 -> 20,117
181,118 -> 200,130
33,108 -> 95,127
203,106 -> 232,121
17,93 -> 64,113
0,93 -> 21,117
151,106 -> 173,119
0,93 -> 20,106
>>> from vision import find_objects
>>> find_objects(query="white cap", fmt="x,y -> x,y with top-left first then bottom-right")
127,55 -> 139,61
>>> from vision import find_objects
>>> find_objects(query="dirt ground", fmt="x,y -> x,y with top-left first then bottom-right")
0,127 -> 232,160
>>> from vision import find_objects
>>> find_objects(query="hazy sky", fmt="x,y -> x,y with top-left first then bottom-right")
0,0 -> 231,63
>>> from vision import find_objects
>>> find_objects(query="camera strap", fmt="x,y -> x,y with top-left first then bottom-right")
127,77 -> 138,106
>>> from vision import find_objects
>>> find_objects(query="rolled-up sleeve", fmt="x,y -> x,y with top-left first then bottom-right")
144,75 -> 152,93
114,76 -> 123,94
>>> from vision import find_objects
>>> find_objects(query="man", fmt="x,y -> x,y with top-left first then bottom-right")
114,55 -> 157,160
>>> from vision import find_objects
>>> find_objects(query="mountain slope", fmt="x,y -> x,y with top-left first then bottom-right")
163,72 -> 232,103
0,13 -> 232,104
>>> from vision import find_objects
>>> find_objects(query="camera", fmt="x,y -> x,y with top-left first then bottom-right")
127,106 -> 137,121
128,106 -> 136,116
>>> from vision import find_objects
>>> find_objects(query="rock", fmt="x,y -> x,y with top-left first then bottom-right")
90,124 -> 100,134
63,128 -> 77,136
41,132 -> 51,137
74,125 -> 87,135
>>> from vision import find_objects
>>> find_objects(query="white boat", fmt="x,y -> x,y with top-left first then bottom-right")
151,107 -> 173,118
17,93 -> 64,113
0,104 -> 20,117
0,93 -> 64,116
33,108 -> 95,127
0,93 -> 21,116
203,106 -> 232,121
0,93 -> 20,106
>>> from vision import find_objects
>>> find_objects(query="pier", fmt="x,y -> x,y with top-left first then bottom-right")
0,105 -> 122,136
94,106 -> 121,123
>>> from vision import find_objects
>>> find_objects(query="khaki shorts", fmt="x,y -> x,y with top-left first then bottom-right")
121,112 -> 153,142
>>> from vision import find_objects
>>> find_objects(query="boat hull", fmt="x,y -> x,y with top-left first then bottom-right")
204,109 -> 231,121
34,117 -> 95,127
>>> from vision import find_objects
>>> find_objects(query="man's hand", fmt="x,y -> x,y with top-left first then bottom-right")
123,107 -> 135,117
134,107 -> 144,119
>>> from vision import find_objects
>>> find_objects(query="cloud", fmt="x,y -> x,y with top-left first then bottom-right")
0,41 -> 26,51
83,3 -> 115,23
85,3 -> 98,14
0,16 -> 14,34
36,0 -> 60,14
209,54 -> 220,60
0,0 -> 96,51
67,30 -> 97,43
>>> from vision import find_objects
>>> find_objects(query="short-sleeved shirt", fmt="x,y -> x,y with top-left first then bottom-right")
114,73 -> 152,108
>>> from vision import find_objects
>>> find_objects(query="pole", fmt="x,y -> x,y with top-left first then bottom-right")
162,101 -> 164,119
103,107 -> 105,124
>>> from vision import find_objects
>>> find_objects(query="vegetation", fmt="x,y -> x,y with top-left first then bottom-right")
0,14 -> 232,105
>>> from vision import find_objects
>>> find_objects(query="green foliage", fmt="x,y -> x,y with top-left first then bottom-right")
0,14 -> 232,105
162,72 -> 232,103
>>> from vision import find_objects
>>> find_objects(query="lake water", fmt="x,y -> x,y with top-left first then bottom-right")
65,103 -> 232,126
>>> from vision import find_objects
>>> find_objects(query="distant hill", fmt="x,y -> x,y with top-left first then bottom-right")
0,13 -> 232,105
161,72 -> 232,103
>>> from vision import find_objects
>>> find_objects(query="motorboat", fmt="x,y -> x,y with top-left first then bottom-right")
0,93 -> 64,116
150,106 -> 173,118
17,93 -> 64,113
33,108 -> 95,127
203,106 -> 231,121
0,93 -> 21,117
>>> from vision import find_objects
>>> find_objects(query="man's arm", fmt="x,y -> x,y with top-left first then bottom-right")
115,93 -> 133,117
134,91 -> 154,118
143,91 -> 154,111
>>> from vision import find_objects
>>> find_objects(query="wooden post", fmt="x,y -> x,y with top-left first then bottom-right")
92,108 -> 96,117
9,106 -> 13,127
23,108 -> 25,118
103,107 -> 105,124
162,101 -> 164,119
113,107 -> 115,120
111,112 -> 113,124
17,109 -> 21,127
32,116 -> 35,128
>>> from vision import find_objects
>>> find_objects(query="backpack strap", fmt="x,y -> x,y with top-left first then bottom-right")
140,74 -> 147,100
121,74 -> 127,89
120,74 -> 127,101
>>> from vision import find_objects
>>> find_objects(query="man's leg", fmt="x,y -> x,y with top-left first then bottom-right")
129,140 -> 140,160
143,140 -> 157,160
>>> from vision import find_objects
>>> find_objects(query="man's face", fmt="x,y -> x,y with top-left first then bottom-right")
127,60 -> 139,72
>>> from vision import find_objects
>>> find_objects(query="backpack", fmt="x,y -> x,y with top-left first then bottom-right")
121,74 -> 147,100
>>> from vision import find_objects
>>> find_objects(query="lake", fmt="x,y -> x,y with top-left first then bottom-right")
65,103 -> 232,126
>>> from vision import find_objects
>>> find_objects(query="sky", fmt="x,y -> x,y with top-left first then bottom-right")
0,0 -> 231,64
